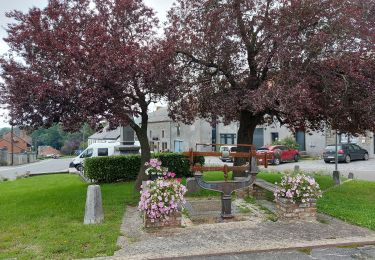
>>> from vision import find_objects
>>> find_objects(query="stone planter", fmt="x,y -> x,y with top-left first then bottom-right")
144,211 -> 182,228
276,198 -> 317,221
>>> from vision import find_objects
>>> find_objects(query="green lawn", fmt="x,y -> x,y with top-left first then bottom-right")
0,174 -> 138,260
317,180 -> 375,230
257,172 -> 335,190
0,172 -> 372,259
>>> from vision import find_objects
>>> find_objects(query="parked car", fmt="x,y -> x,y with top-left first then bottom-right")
323,144 -> 369,163
219,146 -> 237,162
257,145 -> 300,165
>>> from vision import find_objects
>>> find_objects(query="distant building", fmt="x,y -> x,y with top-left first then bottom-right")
88,127 -> 121,145
38,146 -> 62,157
0,129 -> 32,153
87,107 -> 375,158
146,107 -> 327,156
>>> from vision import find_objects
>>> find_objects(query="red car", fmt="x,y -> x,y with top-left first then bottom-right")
257,145 -> 300,165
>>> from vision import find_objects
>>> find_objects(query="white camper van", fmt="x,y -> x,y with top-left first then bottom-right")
69,141 -> 140,171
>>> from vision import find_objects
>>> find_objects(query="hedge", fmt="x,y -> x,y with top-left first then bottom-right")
84,152 -> 205,183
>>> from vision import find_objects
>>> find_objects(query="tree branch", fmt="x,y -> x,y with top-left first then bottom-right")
176,50 -> 237,88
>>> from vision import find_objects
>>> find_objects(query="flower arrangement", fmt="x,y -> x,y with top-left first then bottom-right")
145,158 -> 176,179
139,159 -> 186,223
274,174 -> 322,204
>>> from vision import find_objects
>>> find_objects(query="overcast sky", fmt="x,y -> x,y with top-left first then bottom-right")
0,0 -> 175,128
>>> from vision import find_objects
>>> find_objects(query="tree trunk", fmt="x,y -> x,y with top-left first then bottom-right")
233,110 -> 262,178
135,127 -> 151,190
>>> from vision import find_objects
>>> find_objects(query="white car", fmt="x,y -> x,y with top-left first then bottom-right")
69,141 -> 140,171
219,146 -> 237,162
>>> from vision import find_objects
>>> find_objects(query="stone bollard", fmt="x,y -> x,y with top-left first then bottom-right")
294,165 -> 300,173
84,185 -> 104,224
348,172 -> 354,179
333,170 -> 340,185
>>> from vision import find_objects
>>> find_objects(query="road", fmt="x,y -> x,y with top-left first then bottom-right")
205,157 -> 375,181
266,158 -> 375,181
0,158 -> 72,180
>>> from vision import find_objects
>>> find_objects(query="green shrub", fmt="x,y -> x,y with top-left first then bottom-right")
272,136 -> 300,150
84,152 -> 205,183
85,154 -> 141,183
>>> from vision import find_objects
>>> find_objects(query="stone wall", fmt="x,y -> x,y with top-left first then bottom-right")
144,211 -> 182,228
0,151 -> 37,166
276,198 -> 317,221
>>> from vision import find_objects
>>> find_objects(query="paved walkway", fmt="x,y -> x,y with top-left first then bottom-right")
102,207 -> 375,260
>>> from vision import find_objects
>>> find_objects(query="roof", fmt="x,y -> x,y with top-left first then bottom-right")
148,107 -> 171,123
88,127 -> 120,140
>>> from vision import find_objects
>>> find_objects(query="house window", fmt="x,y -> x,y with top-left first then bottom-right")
220,134 -> 236,144
271,132 -> 279,143
162,130 -> 165,138
149,130 -> 152,139
98,148 -> 108,156
162,142 -> 168,151
176,125 -> 181,137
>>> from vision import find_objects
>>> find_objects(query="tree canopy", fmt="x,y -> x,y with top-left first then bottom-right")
0,0 -> 175,187
166,0 -> 375,148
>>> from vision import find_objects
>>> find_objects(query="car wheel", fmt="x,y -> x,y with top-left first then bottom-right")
76,164 -> 83,172
324,160 -> 330,163
364,153 -> 369,161
345,155 -> 351,163
273,158 -> 280,165
294,154 -> 299,162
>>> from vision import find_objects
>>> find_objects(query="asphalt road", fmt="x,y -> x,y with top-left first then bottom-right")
0,158 -> 72,180
266,158 -> 375,181
205,157 -> 375,181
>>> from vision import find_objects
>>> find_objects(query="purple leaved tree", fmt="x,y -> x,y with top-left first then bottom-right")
0,0 -> 176,188
166,0 -> 375,175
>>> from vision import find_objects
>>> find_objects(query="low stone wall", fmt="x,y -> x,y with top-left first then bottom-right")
144,211 -> 182,228
276,198 -> 317,221
6,153 -> 37,166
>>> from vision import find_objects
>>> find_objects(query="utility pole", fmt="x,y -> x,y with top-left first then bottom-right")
10,124 -> 14,166
333,129 -> 340,185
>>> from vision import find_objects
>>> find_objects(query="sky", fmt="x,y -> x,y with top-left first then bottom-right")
0,0 -> 175,128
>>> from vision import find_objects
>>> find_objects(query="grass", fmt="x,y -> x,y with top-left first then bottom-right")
0,174 -> 138,260
317,180 -> 375,230
1,171 -> 373,259
257,171 -> 335,191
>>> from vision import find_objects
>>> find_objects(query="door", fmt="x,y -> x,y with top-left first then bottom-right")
296,131 -> 306,151
279,146 -> 292,161
253,128 -> 264,149
174,140 -> 183,152
351,144 -> 363,160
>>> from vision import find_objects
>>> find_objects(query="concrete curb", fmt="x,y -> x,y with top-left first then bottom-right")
29,170 -> 69,177
97,237 -> 375,260
157,239 -> 375,260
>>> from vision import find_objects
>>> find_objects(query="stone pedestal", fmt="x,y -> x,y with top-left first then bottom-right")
276,198 -> 316,221
186,177 -> 201,194
144,211 -> 182,228
84,185 -> 104,224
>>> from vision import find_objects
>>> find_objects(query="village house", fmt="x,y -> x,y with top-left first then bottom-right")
88,107 -> 375,158
0,129 -> 32,153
